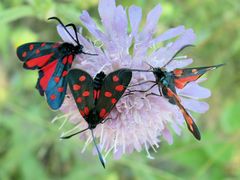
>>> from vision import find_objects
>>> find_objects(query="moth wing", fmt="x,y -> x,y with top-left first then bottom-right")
67,69 -> 95,118
17,42 -> 61,70
173,64 -> 224,89
95,69 -> 132,120
163,87 -> 201,140
42,55 -> 74,110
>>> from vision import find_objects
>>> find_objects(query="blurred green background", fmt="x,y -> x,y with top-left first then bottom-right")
0,0 -> 240,179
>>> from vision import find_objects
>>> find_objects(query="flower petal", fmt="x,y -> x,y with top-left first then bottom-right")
129,5 -> 142,37
98,0 -> 116,33
133,4 -> 162,57
151,29 -> 196,67
181,97 -> 209,113
162,127 -> 173,144
165,58 -> 193,71
150,25 -> 186,46
111,5 -> 130,49
142,4 -> 162,36
80,10 -> 107,41
57,25 -> 77,45
178,82 -> 211,99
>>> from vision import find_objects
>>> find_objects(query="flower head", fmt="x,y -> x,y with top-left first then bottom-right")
56,0 -> 210,160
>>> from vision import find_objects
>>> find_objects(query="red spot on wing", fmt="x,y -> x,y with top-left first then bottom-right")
50,94 -> 56,100
99,108 -> 107,118
62,71 -> 68,77
80,110 -> 85,117
93,90 -> 101,100
103,113 -> 109,119
192,69 -> 198,73
97,90 -> 101,99
52,43 -> 60,48
36,49 -> 40,54
174,75 -> 200,89
94,90 -> 97,99
58,87 -> 64,92
111,98 -> 117,104
115,85 -> 124,92
41,43 -> 46,47
29,44 -> 34,51
79,75 -> 86,82
39,60 -> 58,91
62,56 -> 68,65
25,53 -> 54,68
84,107 -> 89,116
22,51 -> 27,57
104,91 -> 112,97
76,97 -> 82,103
173,69 -> 183,77
68,55 -> 73,64
166,88 -> 174,97
73,84 -> 81,91
113,75 -> 119,82
82,91 -> 90,97
54,77 -> 60,83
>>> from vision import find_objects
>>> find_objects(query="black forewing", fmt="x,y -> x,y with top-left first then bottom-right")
96,68 -> 132,120
16,42 -> 60,70
172,64 -> 224,89
67,69 -> 95,119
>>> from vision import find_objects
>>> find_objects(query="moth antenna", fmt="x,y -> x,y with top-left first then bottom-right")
130,61 -> 155,73
48,17 -> 78,45
65,23 -> 98,56
91,129 -> 105,168
212,63 -> 225,69
162,44 -> 195,68
65,23 -> 81,45
60,127 -> 89,139
143,61 -> 154,70
130,68 -> 153,73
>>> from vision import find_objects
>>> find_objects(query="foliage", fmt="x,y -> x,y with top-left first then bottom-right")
0,0 -> 239,179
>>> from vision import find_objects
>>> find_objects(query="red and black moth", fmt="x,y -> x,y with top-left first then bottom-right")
130,45 -> 224,140
16,17 -> 97,110
61,68 -> 132,168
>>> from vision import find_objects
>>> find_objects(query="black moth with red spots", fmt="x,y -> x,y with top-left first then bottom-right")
16,17 -> 96,110
66,68 -> 132,129
62,68 -> 132,167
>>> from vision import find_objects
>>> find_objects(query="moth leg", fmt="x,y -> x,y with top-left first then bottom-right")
146,92 -> 161,97
123,92 -> 135,97
128,80 -> 156,87
127,83 -> 157,93
158,85 -> 162,96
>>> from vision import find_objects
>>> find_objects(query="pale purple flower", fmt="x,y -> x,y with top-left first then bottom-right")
55,0 -> 211,161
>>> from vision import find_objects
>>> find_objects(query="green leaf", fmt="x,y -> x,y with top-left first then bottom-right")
0,6 -> 34,24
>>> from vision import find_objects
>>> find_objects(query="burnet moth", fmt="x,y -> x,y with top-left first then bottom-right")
61,68 -> 132,168
130,45 -> 224,140
16,17 -> 97,110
